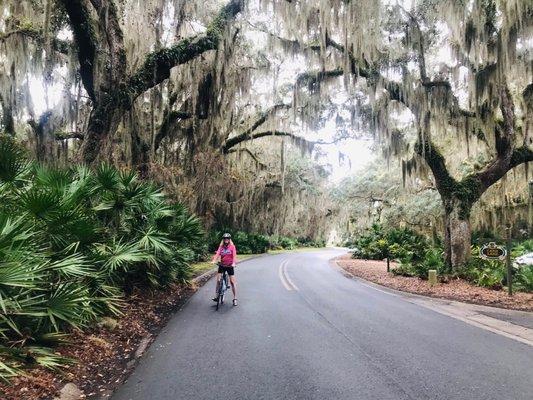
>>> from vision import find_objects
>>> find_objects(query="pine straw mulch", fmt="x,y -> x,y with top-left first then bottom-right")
0,283 -> 197,400
334,254 -> 533,312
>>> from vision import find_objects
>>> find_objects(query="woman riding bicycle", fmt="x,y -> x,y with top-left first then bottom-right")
212,233 -> 238,306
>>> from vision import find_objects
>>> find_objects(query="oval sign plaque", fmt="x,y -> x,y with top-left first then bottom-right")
480,242 -> 507,260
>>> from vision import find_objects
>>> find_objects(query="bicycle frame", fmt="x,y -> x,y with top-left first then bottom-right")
216,269 -> 230,311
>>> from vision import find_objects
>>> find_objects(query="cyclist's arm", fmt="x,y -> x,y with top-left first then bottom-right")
211,246 -> 222,264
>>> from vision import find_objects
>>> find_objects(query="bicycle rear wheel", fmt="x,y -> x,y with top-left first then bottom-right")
216,292 -> 221,311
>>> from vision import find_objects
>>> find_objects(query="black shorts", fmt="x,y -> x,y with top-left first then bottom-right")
217,265 -> 235,275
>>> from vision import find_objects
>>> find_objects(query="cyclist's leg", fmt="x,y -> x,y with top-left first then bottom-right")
229,271 -> 236,299
214,264 -> 223,298
216,273 -> 223,290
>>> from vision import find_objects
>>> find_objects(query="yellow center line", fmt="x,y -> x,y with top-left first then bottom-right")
279,259 -> 299,291
278,260 -> 293,291
283,260 -> 299,291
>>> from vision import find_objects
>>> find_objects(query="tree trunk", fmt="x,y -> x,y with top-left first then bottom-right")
81,98 -> 122,165
443,198 -> 472,269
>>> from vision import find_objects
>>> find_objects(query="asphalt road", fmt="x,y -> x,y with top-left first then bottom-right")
111,249 -> 533,400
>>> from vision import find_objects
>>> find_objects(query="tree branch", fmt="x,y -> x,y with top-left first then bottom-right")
238,103 -> 291,137
226,147 -> 267,169
55,132 -> 84,140
474,84 -> 517,192
296,69 -> 344,89
154,110 -> 192,150
60,0 -> 98,101
125,0 -> 243,104
510,146 -> 533,169
223,130 -> 313,153
397,5 -> 428,82
414,136 -> 457,198
245,21 -> 321,52
0,24 -> 72,54
0,27 -> 40,42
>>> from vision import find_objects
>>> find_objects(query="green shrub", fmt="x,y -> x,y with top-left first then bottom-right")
351,224 -> 428,262
0,136 -> 204,380
209,230 -> 271,255
249,233 -> 270,253
410,247 -> 447,279
278,236 -> 298,250
471,229 -> 501,246
233,231 -> 253,254
297,237 -> 325,247
512,239 -> 533,258
460,255 -> 505,290
515,265 -> 533,292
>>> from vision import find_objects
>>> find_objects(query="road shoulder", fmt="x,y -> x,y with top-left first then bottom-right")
331,257 -> 533,347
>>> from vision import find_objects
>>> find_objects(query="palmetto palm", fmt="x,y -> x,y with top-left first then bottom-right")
0,136 -> 204,380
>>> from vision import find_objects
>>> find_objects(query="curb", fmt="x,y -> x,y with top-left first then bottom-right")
331,258 -> 533,347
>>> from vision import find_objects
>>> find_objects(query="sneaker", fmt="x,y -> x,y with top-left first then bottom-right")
232,299 -> 238,306
212,297 -> 218,302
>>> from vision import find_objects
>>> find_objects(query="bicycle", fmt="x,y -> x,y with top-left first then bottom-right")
215,265 -> 230,311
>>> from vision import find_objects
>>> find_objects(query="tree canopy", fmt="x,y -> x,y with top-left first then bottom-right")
1,0 -> 531,267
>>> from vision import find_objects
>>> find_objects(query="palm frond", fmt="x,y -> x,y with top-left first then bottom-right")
19,188 -> 60,220
95,240 -> 151,274
95,163 -> 121,192
0,214 -> 34,254
137,227 -> 174,255
45,283 -> 94,331
169,213 -> 204,245
0,261 -> 44,289
34,165 -> 72,192
44,253 -> 94,278
0,136 -> 33,185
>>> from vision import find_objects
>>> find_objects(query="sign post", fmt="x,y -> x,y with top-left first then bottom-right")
529,181 -> 533,237
506,226 -> 513,296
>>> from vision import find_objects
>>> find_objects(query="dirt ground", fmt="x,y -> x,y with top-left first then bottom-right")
0,283 -> 196,400
334,254 -> 533,312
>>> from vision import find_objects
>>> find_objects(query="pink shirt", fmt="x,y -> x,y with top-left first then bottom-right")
213,243 -> 237,266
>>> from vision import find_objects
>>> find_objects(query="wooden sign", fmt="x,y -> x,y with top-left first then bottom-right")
480,242 -> 507,260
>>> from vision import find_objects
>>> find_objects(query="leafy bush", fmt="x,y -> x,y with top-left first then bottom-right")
515,265 -> 533,292
512,239 -> 533,258
278,236 -> 298,250
207,230 -> 323,256
390,247 -> 447,279
459,253 -> 505,290
410,247 -> 446,279
351,224 -> 428,263
209,230 -> 271,254
471,229 -> 501,246
351,224 -> 389,259
0,136 -> 204,379
297,237 -> 326,247
248,233 -> 270,253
